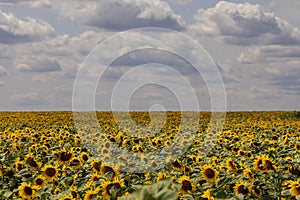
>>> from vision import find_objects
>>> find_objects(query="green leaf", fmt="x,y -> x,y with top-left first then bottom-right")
215,190 -> 227,199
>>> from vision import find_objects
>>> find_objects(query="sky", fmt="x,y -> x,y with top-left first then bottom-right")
0,0 -> 299,111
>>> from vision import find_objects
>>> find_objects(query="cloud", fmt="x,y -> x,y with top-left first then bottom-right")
0,9 -> 55,44
15,58 -> 62,72
163,0 -> 192,5
0,81 -> 4,87
11,92 -> 45,106
0,65 -> 8,76
31,0 -> 52,8
238,45 -> 300,64
53,0 -> 185,31
189,1 -> 300,46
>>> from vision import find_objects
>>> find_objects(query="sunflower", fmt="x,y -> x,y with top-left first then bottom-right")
34,176 -> 46,190
100,162 -> 119,177
243,168 -> 255,182
226,158 -> 238,172
178,176 -> 195,194
42,164 -> 59,181
24,154 -> 42,170
86,173 -> 101,187
102,178 -> 124,199
263,157 -> 278,172
70,157 -> 81,168
201,164 -> 218,183
19,182 -> 37,200
290,181 -> 300,197
157,172 -> 168,181
233,181 -> 249,195
80,152 -> 89,162
70,186 -> 79,199
253,155 -> 267,173
295,144 -> 300,152
15,157 -> 24,172
91,159 -> 101,172
83,190 -> 96,200
57,148 -> 75,164
59,194 -> 73,200
250,185 -> 262,197
202,189 -> 215,200
170,159 -> 184,171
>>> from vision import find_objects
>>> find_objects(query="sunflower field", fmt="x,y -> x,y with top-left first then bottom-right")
0,111 -> 299,199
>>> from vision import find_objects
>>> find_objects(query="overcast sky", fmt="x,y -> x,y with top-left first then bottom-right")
0,0 -> 299,111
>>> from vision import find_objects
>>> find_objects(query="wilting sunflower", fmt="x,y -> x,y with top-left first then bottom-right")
253,155 -> 267,173
170,159 -> 184,171
178,176 -> 195,194
233,181 -> 250,195
24,154 -> 42,170
100,162 -> 119,177
201,164 -> 218,183
290,181 -> 300,197
243,168 -> 255,182
34,176 -> 46,190
226,158 -> 238,172
19,182 -> 37,200
102,178 -> 125,199
42,164 -> 59,181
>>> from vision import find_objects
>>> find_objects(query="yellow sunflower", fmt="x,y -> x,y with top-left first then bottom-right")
19,182 -> 37,200
250,185 -> 262,197
253,155 -> 267,173
34,176 -> 46,190
170,159 -> 184,171
243,168 -> 255,182
42,164 -> 59,181
80,152 -> 89,162
57,148 -> 75,164
233,181 -> 250,195
59,194 -> 73,200
15,157 -> 24,172
226,158 -> 238,172
201,164 -> 218,183
100,162 -> 119,177
178,176 -> 195,194
91,159 -> 101,172
290,181 -> 300,197
24,154 -> 42,170
202,189 -> 215,200
102,178 -> 124,199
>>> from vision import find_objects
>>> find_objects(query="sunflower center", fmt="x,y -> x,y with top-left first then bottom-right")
103,166 -> 114,175
46,168 -> 56,177
82,154 -> 88,161
238,185 -> 249,195
36,178 -> 43,185
205,169 -> 215,179
24,186 -> 33,195
172,160 -> 182,168
182,180 -> 192,191
264,160 -> 275,171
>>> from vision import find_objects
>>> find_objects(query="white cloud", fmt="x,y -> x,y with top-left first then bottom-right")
0,81 -> 4,87
0,9 -> 55,44
11,92 -> 46,106
31,0 -> 52,8
0,65 -> 8,76
189,1 -> 300,46
15,58 -> 61,72
52,0 -> 185,31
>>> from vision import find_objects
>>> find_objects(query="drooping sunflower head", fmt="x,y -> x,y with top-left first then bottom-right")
250,185 -> 262,197
243,168 -> 255,182
19,182 -> 37,200
178,176 -> 195,194
42,164 -> 59,182
263,156 -> 278,172
201,164 -> 218,183
233,181 -> 250,195
91,159 -> 101,172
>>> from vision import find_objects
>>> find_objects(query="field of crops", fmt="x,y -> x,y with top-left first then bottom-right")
0,111 -> 299,199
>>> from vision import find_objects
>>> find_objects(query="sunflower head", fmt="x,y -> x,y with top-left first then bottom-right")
226,158 -> 238,172
201,164 -> 218,183
170,159 -> 184,171
24,154 -> 42,170
178,176 -> 195,194
290,181 -> 300,197
253,155 -> 267,173
34,176 -> 46,189
19,182 -> 37,200
42,164 -> 59,182
233,181 -> 250,195
102,178 -> 124,199
250,185 -> 262,197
